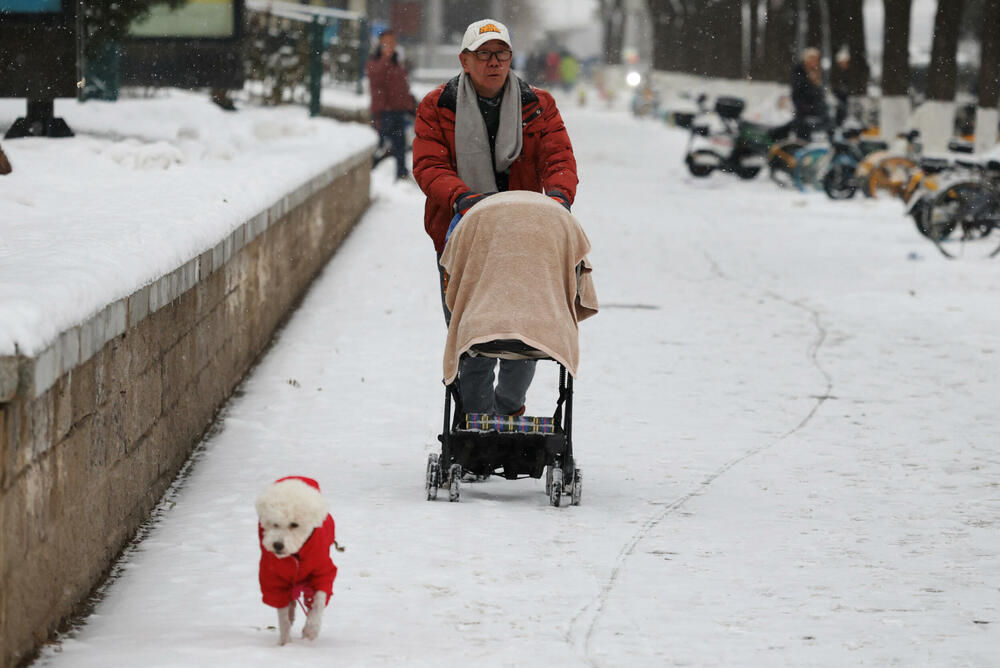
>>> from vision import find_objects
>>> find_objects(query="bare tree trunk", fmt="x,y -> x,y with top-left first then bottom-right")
978,0 -> 1000,108
749,0 -> 762,76
600,0 -> 626,66
758,0 -> 798,82
926,0 -> 965,101
880,0 -> 912,140
827,0 -> 870,94
881,0 -> 911,97
679,0 -> 701,74
920,0 -> 966,150
975,0 -> 999,153
648,0 -> 680,72
804,0 -> 824,50
698,0 -> 743,78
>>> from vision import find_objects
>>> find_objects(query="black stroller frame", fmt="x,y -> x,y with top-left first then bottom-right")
425,340 -> 581,507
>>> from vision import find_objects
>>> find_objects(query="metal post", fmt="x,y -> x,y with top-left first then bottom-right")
424,0 -> 443,72
4,99 -> 73,139
309,16 -> 323,117
76,0 -> 85,101
355,17 -> 368,96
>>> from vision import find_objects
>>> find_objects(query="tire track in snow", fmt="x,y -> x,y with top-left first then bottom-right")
565,245 -> 834,666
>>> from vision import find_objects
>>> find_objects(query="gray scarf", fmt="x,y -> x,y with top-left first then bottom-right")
455,71 -> 523,194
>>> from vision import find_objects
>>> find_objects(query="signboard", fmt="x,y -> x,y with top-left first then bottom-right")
130,0 -> 236,39
119,0 -> 245,89
0,0 -> 62,12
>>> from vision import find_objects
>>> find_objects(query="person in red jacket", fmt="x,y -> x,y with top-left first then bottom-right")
413,18 -> 578,416
366,30 -> 416,180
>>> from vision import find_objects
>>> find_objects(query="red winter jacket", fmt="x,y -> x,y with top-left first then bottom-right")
367,54 -> 415,123
258,487 -> 338,609
413,75 -> 578,253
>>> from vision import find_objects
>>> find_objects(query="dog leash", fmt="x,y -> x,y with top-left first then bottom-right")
287,541 -> 345,614
290,583 -> 315,615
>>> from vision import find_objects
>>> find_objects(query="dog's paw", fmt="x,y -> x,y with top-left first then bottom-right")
279,631 -> 291,646
302,620 -> 321,641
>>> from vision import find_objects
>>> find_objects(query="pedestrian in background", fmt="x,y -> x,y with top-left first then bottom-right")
366,30 -> 416,181
790,46 -> 830,139
524,51 -> 545,86
559,51 -> 579,92
544,50 -> 561,87
831,48 -> 852,126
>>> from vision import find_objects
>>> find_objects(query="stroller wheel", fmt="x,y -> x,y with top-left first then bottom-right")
448,464 -> 461,502
570,469 -> 582,506
425,453 -> 440,501
548,466 -> 563,507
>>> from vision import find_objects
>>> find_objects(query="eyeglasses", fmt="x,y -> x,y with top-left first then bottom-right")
470,48 -> 512,63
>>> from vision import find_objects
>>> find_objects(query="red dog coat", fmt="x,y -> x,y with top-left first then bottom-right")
258,476 -> 338,610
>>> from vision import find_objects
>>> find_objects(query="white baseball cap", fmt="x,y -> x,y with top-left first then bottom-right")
461,19 -> 512,52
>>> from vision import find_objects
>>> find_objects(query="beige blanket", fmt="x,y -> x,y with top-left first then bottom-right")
439,190 -> 598,384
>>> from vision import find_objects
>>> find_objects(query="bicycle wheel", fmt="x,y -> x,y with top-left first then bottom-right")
909,195 -> 933,238
924,181 -> 1000,258
854,149 -> 890,198
767,139 -> 803,188
823,158 -> 858,200
686,150 -> 716,177
866,156 -> 917,199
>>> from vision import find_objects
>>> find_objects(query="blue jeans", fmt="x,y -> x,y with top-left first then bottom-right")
437,256 -> 535,414
379,111 -> 409,178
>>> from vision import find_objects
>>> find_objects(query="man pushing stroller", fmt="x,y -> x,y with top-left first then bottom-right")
412,18 -> 579,416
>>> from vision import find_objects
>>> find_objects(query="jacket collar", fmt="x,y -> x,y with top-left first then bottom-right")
293,523 -> 327,561
438,74 -> 538,112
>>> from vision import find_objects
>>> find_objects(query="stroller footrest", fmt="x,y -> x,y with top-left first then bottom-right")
461,413 -> 555,434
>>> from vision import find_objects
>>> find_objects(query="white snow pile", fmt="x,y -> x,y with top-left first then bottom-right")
0,90 -> 375,356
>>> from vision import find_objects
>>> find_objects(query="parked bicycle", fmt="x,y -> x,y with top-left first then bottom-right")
907,157 -> 1000,258
786,126 -> 887,196
854,130 -> 921,198
766,115 -> 830,188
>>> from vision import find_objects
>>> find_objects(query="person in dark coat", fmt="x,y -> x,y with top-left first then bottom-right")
367,30 -> 416,180
830,48 -> 852,126
790,47 -> 830,140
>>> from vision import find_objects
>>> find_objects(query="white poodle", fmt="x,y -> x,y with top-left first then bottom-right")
256,476 -> 340,645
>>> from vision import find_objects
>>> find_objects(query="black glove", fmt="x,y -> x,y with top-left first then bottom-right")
454,191 -> 495,215
546,189 -> 571,212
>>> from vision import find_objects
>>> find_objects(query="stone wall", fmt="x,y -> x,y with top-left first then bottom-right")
0,148 -> 371,668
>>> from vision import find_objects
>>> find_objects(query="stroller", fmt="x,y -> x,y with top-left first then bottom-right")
424,191 -> 598,507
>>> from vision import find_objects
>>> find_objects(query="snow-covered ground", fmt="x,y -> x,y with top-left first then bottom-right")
21,95 -> 1000,667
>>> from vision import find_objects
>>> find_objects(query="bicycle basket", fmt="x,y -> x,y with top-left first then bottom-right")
738,121 -> 772,151
919,157 -> 950,174
672,111 -> 695,128
714,96 -> 745,120
859,140 -> 888,155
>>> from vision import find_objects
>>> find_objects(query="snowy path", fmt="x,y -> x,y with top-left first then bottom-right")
38,106 -> 998,667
